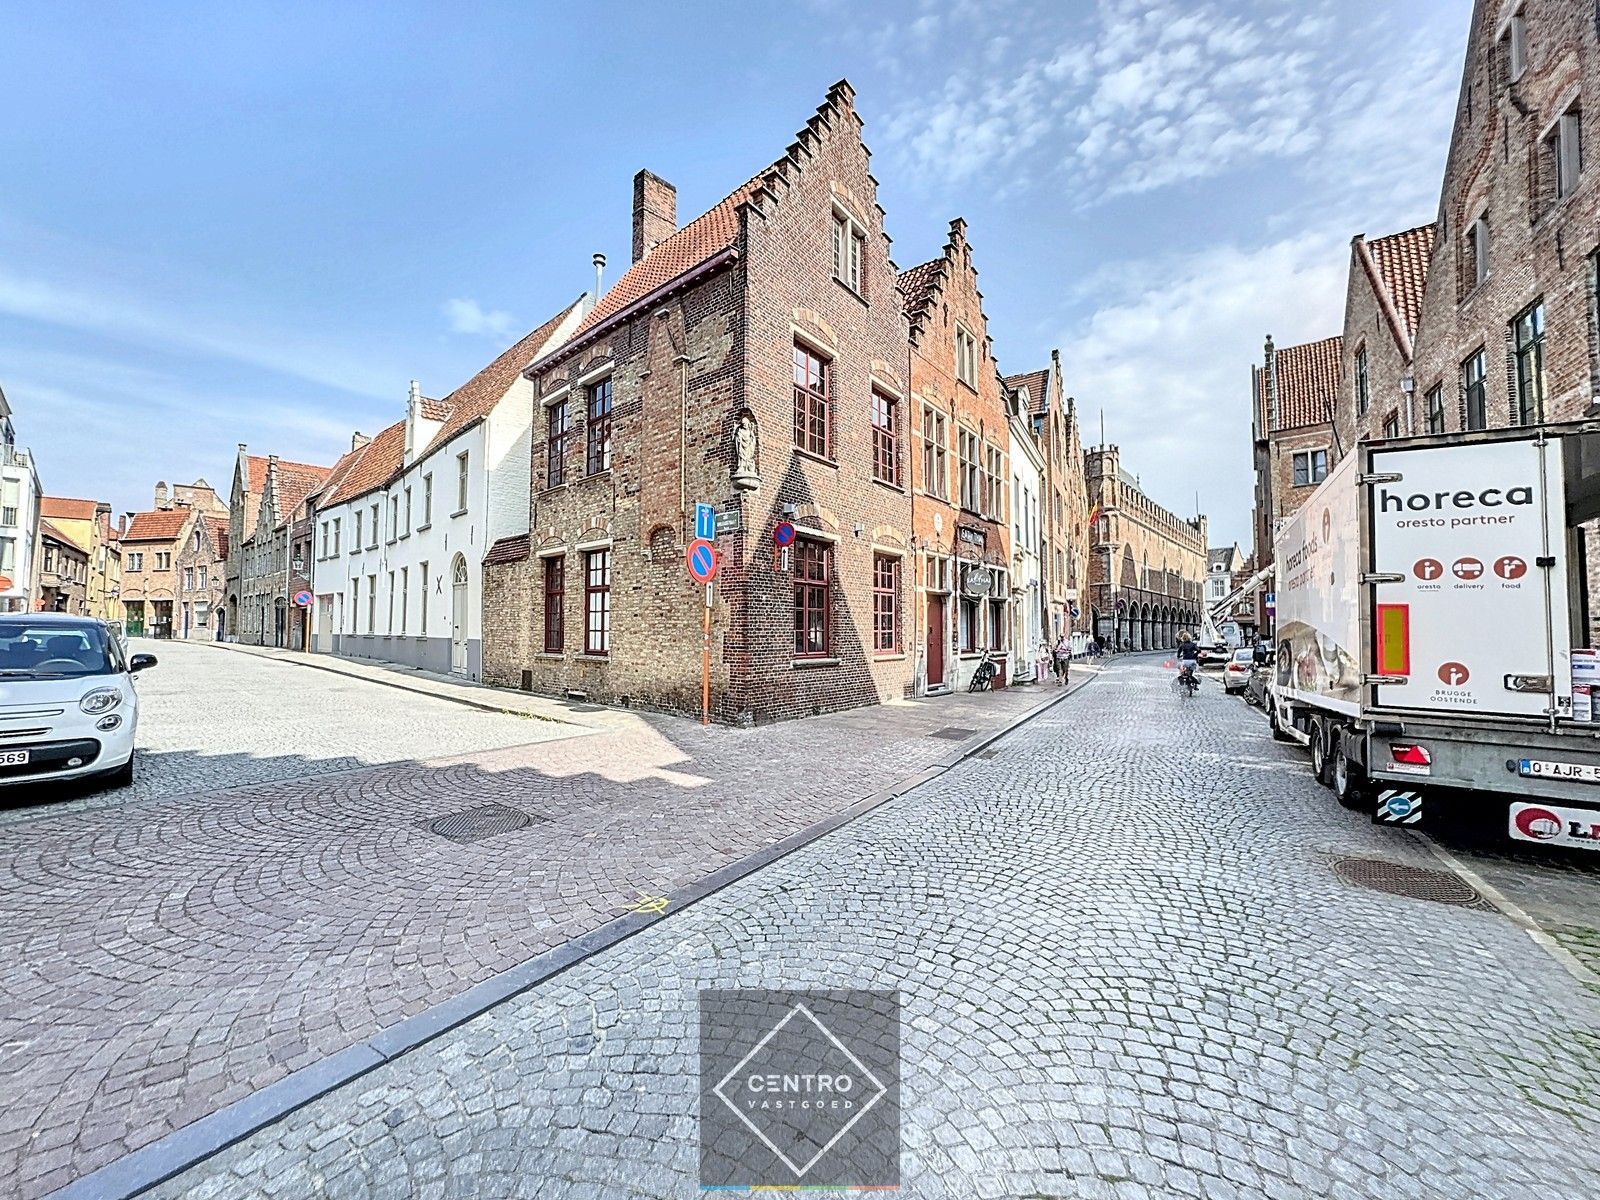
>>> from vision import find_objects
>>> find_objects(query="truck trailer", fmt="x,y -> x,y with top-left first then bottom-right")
1268,421 -> 1600,850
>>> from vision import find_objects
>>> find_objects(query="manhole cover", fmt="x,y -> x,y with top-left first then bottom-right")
1330,856 -> 1490,908
426,803 -> 543,844
929,726 -> 978,741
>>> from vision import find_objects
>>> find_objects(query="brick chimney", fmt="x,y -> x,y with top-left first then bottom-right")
351,431 -> 371,452
632,170 -> 677,263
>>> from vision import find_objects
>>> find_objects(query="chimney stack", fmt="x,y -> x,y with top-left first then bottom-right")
351,431 -> 371,452
593,252 -> 606,302
631,170 -> 677,263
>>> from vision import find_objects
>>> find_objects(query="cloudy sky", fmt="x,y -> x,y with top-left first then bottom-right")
0,0 -> 1466,543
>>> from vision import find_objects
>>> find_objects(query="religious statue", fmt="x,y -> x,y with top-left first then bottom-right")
732,410 -> 760,490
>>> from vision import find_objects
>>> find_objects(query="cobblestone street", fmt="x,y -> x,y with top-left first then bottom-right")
111,656 -> 1600,1199
0,640 -> 1071,1199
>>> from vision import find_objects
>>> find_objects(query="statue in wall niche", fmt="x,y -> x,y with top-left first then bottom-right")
732,410 -> 760,491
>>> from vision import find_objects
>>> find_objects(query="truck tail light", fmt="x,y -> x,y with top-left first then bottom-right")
1389,742 -> 1432,766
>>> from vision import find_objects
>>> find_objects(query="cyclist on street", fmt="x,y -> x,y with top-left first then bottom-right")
1175,630 -> 1201,688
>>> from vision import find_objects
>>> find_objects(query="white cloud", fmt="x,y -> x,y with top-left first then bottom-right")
873,0 -> 1458,209
443,297 -> 518,339
0,267 -> 391,401
1060,229 -> 1350,544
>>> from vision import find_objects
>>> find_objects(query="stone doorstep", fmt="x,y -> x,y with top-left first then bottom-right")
45,668 -> 1099,1200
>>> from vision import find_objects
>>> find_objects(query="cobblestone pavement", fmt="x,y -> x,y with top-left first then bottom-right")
0,639 -> 580,827
146,657 -> 1600,1200
0,640 -> 1070,1198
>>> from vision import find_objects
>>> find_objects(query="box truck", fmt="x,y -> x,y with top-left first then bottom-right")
1267,422 -> 1600,850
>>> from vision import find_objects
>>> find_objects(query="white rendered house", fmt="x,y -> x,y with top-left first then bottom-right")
1007,387 -> 1047,680
310,299 -> 584,679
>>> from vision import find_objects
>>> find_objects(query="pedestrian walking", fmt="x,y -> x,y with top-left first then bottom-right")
1052,633 -> 1072,685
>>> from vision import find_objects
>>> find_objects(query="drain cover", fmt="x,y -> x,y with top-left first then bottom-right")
427,803 -> 543,844
1330,856 -> 1489,908
929,726 -> 978,741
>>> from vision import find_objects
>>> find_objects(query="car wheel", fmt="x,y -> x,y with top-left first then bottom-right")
104,755 -> 135,789
1309,723 -> 1331,785
1332,737 -> 1371,811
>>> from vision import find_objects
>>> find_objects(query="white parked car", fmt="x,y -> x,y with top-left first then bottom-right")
0,613 -> 156,789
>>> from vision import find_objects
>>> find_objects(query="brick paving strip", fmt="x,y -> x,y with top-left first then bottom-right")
0,649 -> 1101,1200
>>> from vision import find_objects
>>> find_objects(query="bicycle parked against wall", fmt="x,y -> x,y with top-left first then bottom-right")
968,648 -> 998,693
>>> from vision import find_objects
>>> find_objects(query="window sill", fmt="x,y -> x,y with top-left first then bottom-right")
398,533 -> 410,542
579,471 -> 611,484
793,447 -> 838,470
831,276 -> 869,306
535,651 -> 565,660
873,652 -> 907,661
872,476 -> 905,494
451,509 -> 469,519
793,657 -> 840,668
539,482 -> 569,496
415,523 -> 432,534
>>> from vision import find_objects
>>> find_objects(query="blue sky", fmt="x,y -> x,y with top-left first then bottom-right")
1,0 -> 1467,544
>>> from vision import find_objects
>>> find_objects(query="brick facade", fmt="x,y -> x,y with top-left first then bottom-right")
1334,226 -> 1435,451
174,516 -> 227,640
1086,444 -> 1207,649
483,82 -> 916,724
903,219 -> 1011,693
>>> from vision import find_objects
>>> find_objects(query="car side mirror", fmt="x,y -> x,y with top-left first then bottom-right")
129,654 -> 158,673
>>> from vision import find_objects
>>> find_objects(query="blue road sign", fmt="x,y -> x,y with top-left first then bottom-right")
773,521 -> 797,548
695,503 -> 715,541
686,537 -> 719,584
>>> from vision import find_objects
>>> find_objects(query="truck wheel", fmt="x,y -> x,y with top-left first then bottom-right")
1270,705 -> 1294,742
1309,723 -> 1331,785
1332,737 -> 1370,811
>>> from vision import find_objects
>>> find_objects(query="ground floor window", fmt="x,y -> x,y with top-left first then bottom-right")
959,597 -> 978,652
584,549 -> 610,655
543,555 -> 565,652
989,599 -> 1005,651
872,554 -> 900,653
794,539 -> 831,657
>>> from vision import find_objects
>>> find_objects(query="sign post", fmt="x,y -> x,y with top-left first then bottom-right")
686,538 -> 720,725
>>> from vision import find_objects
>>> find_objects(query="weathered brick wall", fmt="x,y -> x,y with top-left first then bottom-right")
906,219 -> 1010,692
487,83 -> 917,724
1336,246 -> 1413,450
1413,0 -> 1600,427
733,81 -> 915,720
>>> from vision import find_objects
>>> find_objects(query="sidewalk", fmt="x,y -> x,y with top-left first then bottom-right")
6,644 -> 1102,1200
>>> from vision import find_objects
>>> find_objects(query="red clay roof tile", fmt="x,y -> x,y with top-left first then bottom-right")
122,509 -> 190,542
1266,337 -> 1342,432
39,497 -> 99,522
1365,224 -> 1435,342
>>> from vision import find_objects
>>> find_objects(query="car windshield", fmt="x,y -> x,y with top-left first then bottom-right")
0,622 -> 122,679
1232,649 -> 1254,663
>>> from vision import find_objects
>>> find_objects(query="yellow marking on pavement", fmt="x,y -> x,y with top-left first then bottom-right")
625,890 -> 669,915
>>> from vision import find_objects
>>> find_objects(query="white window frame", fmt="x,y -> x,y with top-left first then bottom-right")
831,206 -> 866,295
955,324 -> 979,389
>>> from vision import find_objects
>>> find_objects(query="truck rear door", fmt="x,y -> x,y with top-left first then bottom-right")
1367,433 -> 1571,720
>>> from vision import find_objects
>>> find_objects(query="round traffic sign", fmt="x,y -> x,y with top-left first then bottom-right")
773,521 -> 797,548
293,590 -> 314,608
686,538 -> 719,584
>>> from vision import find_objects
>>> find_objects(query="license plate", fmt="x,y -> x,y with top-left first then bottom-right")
1519,758 -> 1600,784
0,750 -> 30,767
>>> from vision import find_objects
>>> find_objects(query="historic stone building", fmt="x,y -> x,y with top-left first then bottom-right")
174,515 -> 228,640
1005,351 -> 1091,648
1334,226 -> 1435,449
1249,335 -> 1341,589
482,82 -> 916,723
1086,443 -> 1207,651
121,480 -> 226,638
226,449 -> 331,647
1412,0 -> 1600,434
901,218 -> 1011,693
